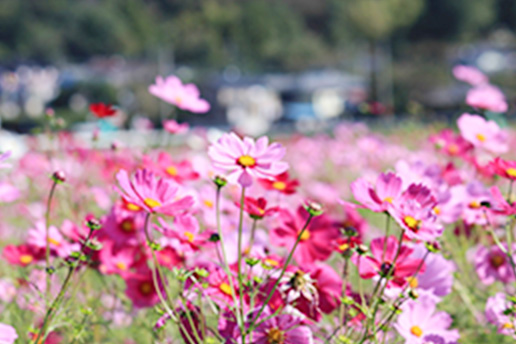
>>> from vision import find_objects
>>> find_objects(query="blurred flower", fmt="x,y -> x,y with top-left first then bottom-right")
89,102 -> 117,118
0,323 -> 17,344
163,119 -> 189,134
0,151 -> 11,169
250,309 -> 313,344
466,85 -> 508,113
457,113 -> 507,153
485,293 -> 516,337
149,75 -> 210,113
258,171 -> 299,195
452,65 -> 488,86
475,244 -> 516,285
241,197 -> 278,220
351,172 -> 403,213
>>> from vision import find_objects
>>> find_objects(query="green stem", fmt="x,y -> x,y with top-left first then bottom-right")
44,180 -> 58,305
247,214 -> 314,333
236,187 -> 246,343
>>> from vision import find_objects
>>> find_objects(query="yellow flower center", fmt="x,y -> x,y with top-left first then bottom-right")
266,327 -> 285,344
175,96 -> 182,105
339,243 -> 350,251
383,197 -> 393,204
139,282 -> 153,295
506,168 -> 516,178
120,219 -> 134,232
433,206 -> 441,215
447,144 -> 459,155
116,262 -> 128,270
410,325 -> 423,337
476,133 -> 486,142
184,231 -> 195,243
469,200 -> 481,209
237,155 -> 256,168
219,282 -> 233,296
144,198 -> 161,209
264,258 -> 279,267
503,322 -> 514,329
126,202 -> 141,212
407,276 -> 418,288
404,216 -> 421,231
272,181 -> 287,190
166,166 -> 178,176
20,254 -> 33,265
48,237 -> 60,246
203,199 -> 214,208
299,230 -> 311,241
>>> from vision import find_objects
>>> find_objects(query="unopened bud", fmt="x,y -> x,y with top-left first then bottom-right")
342,226 -> 358,237
356,244 -> 368,255
213,176 -> 227,188
425,241 -> 441,253
51,170 -> 66,183
86,218 -> 101,231
209,233 -> 220,242
303,200 -> 324,217
409,289 -> 419,300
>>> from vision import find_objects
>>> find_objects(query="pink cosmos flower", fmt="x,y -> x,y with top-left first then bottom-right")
250,309 -> 314,344
3,244 -> 43,267
457,113 -> 508,153
148,75 -> 210,113
490,157 -> 516,181
98,241 -> 139,278
466,84 -> 508,113
429,129 -> 473,158
27,221 -> 78,258
488,186 -> 516,216
241,197 -> 279,220
270,207 -> 340,265
203,267 -> 239,308
0,151 -> 11,169
163,119 -> 189,134
115,169 -> 194,216
208,132 -> 288,187
474,244 -> 516,285
124,268 -> 162,308
0,323 -> 18,344
389,184 -> 444,241
0,182 -> 20,203
485,293 -> 516,337
350,172 -> 403,213
156,214 -> 210,253
352,236 -> 426,288
144,152 -> 199,183
258,171 -> 299,195
452,65 -> 488,86
394,296 -> 460,344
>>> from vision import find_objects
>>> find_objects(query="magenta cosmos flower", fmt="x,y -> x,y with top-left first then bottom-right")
452,65 -> 488,86
148,75 -> 210,113
466,84 -> 508,113
350,172 -> 403,213
250,309 -> 313,344
271,206 -> 340,265
116,169 -> 194,216
352,235 -> 426,288
457,113 -> 508,153
0,323 -> 17,344
474,244 -> 516,285
395,296 -> 460,344
208,132 -> 288,187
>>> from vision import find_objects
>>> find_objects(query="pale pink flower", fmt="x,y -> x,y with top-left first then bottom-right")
457,113 -> 508,153
149,75 -> 210,113
0,323 -> 17,344
350,172 -> 403,213
452,65 -> 488,86
115,169 -> 194,216
208,132 -> 288,187
485,293 -> 516,337
0,151 -> 11,169
475,244 -> 516,285
466,84 -> 508,113
395,295 -> 460,344
250,309 -> 314,344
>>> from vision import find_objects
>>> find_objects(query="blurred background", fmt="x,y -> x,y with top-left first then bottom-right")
1,0 -> 516,137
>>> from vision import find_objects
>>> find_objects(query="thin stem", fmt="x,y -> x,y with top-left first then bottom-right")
44,180 -> 58,305
247,214 -> 314,333
214,187 -> 243,332
236,186 -> 246,344
248,218 -> 258,252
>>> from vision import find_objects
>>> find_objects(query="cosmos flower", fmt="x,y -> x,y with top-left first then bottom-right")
258,171 -> 299,195
249,309 -> 314,344
90,102 -> 117,118
466,84 -> 508,113
163,119 -> 189,134
474,244 -> 516,285
457,113 -> 508,153
148,75 -> 210,113
485,292 -> 516,337
0,151 -> 11,169
208,132 -> 288,187
0,323 -> 18,344
394,296 -> 460,344
350,172 -> 403,213
452,65 -> 488,86
115,169 -> 194,216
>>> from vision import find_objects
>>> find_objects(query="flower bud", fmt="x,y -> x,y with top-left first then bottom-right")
303,200 -> 324,217
356,244 -> 368,255
213,175 -> 227,188
86,218 -> 101,231
51,170 -> 66,183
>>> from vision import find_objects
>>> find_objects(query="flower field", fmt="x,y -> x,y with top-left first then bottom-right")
2,67 -> 516,343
